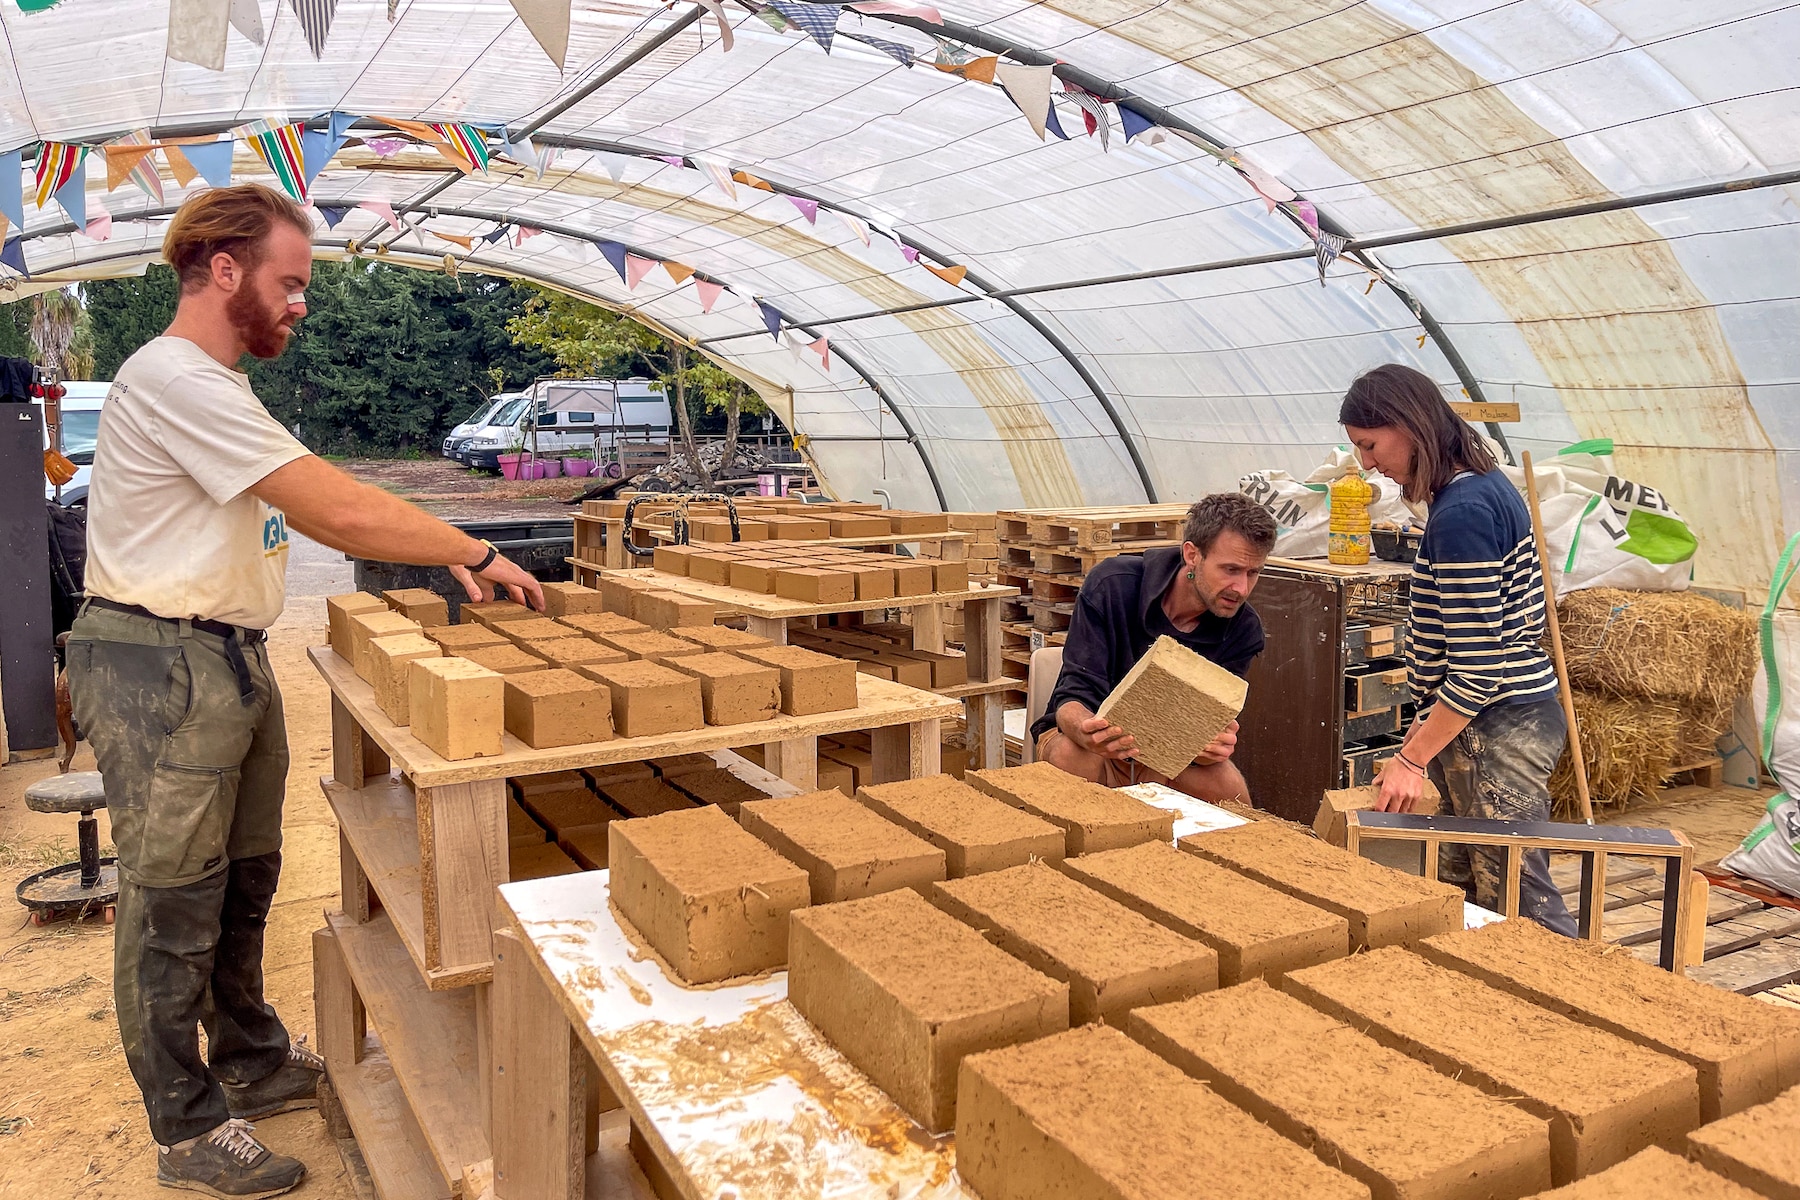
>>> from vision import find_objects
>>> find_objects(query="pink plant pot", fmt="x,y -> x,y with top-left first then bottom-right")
563,458 -> 595,477
540,458 -> 564,478
497,453 -> 523,480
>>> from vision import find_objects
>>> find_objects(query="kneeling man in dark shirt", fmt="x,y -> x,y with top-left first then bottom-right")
1032,493 -> 1276,804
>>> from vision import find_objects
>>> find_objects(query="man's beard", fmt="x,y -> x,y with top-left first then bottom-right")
228,287 -> 291,359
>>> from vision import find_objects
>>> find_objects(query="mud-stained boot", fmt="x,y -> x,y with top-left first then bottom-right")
223,1039 -> 324,1120
156,1119 -> 305,1198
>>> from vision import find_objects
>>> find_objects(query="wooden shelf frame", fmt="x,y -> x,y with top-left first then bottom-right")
573,512 -> 970,568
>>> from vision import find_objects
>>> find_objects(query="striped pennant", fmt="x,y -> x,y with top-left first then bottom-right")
289,0 -> 338,59
248,123 -> 309,201
33,143 -> 86,210
1314,231 -> 1349,287
768,1 -> 840,52
430,123 -> 491,172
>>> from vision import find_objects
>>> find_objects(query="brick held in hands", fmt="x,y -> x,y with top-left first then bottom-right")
1061,841 -> 1348,985
524,638 -> 629,671
1096,634 -> 1247,778
460,599 -> 534,627
669,625 -> 774,653
932,861 -> 1217,1025
965,760 -> 1174,855
381,587 -> 449,627
1125,980 -> 1553,1200
608,806 -> 811,984
632,590 -> 717,630
600,777 -> 698,818
956,1024 -> 1371,1200
1686,1082 -> 1800,1199
326,592 -> 388,661
1419,917 -> 1800,1122
424,622 -> 508,655
460,643 -> 548,676
539,581 -> 605,617
775,567 -> 854,604
787,889 -> 1069,1134
1282,947 -> 1700,1184
502,668 -> 614,749
739,790 -> 947,903
583,661 -> 704,737
856,774 -> 1065,877
1179,820 -> 1463,950
736,645 -> 859,715
367,633 -> 442,726
348,610 -> 423,681
409,657 -> 504,760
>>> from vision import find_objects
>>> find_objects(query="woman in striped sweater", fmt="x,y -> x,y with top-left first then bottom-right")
1340,365 -> 1576,935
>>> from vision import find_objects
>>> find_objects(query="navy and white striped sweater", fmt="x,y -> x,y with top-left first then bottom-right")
1409,470 -> 1559,717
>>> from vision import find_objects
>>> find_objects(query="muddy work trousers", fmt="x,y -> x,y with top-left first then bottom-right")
1427,695 -> 1579,937
66,604 -> 293,1146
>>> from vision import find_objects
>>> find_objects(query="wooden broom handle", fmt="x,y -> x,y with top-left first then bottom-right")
1522,451 -> 1595,825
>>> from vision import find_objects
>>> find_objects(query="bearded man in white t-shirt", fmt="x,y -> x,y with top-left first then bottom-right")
66,184 -> 543,1198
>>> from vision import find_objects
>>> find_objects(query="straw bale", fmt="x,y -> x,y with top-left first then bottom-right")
1673,696 -> 1735,767
1557,588 -> 1756,709
1551,689 -> 1679,816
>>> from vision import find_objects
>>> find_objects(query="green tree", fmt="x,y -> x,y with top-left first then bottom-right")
0,297 -> 35,361
85,267 -> 178,379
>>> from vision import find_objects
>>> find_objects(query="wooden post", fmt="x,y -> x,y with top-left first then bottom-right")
491,929 -> 584,1200
872,718 -> 942,783
963,596 -> 1003,683
744,615 -> 788,645
1501,843 -> 1523,916
1677,870 -> 1710,974
339,830 -> 372,924
1420,838 -> 1440,883
912,603 -> 945,654
603,519 -> 626,569
1522,451 -> 1594,825
764,735 -> 818,791
964,692 -> 1006,771
331,694 -> 389,789
1579,851 -> 1608,941
312,926 -> 365,1074
417,779 -> 509,975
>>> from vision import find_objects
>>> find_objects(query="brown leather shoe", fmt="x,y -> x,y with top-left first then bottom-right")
156,1119 -> 304,1198
223,1039 -> 324,1120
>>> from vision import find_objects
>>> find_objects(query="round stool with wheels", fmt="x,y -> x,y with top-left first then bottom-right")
18,771 -> 119,925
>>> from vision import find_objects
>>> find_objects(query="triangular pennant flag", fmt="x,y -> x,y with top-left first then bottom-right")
924,261 -> 966,287
289,0 -> 338,59
1063,89 -> 1110,151
52,160 -> 85,230
430,123 -> 491,172
358,199 -> 400,231
247,123 -> 308,200
376,116 -> 443,142
514,225 -> 541,246
104,144 -> 156,192
163,145 -> 198,187
757,299 -> 783,340
82,204 -> 112,242
664,261 -> 695,285
300,129 -> 336,184
850,1 -> 941,21
432,230 -> 474,251
328,110 -> 359,144
693,155 -> 736,200
34,143 -> 85,209
755,7 -> 789,31
168,0 -> 231,71
0,235 -> 28,279
808,335 -> 830,370
316,204 -> 349,228
900,243 -> 920,263
731,169 -> 774,192
994,62 -> 1053,141
695,278 -> 725,313
695,0 -> 733,51
594,240 -> 629,283
842,32 -> 913,67
364,136 -> 407,158
229,0 -> 264,44
1118,101 -> 1157,143
836,210 -> 870,246
596,151 -> 631,183
508,0 -> 569,69
931,35 -> 969,66
788,195 -> 818,223
1044,99 -> 1070,141
959,55 -> 997,84
1314,231 -> 1348,286
624,253 -> 658,290
656,154 -> 686,168
1288,199 -> 1319,236
1237,159 -> 1295,211
784,331 -> 807,362
122,131 -> 166,204
480,225 -> 510,245
768,0 -> 839,52
0,150 -> 23,231
178,138 -> 236,188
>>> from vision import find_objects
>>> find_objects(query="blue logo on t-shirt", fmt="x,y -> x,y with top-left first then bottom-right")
263,511 -> 289,556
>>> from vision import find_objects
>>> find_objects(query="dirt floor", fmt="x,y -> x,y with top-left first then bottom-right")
342,456 -> 593,515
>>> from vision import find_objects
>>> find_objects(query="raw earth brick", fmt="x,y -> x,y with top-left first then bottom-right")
558,822 -> 613,870
540,581 -> 606,617
326,592 -> 387,661
685,553 -> 734,585
503,669 -> 613,749
649,753 -> 715,778
740,790 -> 946,903
729,561 -> 785,594
583,662 -> 704,737
884,511 -> 950,535
669,768 -> 771,818
1685,1082 -> 1800,1199
423,623 -> 508,655
826,514 -> 891,538
381,587 -> 449,627
521,786 -> 612,835
554,612 -> 650,639
633,590 -> 718,630
856,774 -> 1065,877
348,610 -> 423,681
669,625 -> 774,653
510,841 -> 582,880
651,545 -> 695,575
965,761 -> 1174,855
524,638 -> 630,670
507,800 -> 546,848
460,643 -> 548,676
599,630 -> 708,664
1529,1146 -> 1764,1199
930,560 -> 968,593
497,617 -> 573,645
409,657 -> 504,760
583,761 -> 654,791
601,778 -> 698,818
461,599 -> 534,627
735,645 -> 859,715
598,572 -> 660,615
1096,635 -> 1247,778
776,567 -> 854,604
892,562 -> 935,596
820,746 -> 874,792
843,564 -> 897,601
666,652 -> 781,725
367,632 -> 442,727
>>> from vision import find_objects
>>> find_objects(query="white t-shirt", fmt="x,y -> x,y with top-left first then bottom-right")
85,336 -> 310,629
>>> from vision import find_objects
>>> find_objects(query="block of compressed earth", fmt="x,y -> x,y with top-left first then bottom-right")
892,562 -> 935,596
1128,980 -> 1553,1200
689,517 -> 767,542
884,511 -> 951,535
735,645 -> 859,715
327,592 -> 388,661
670,768 -> 769,818
632,590 -> 718,630
381,587 -> 449,627
1528,1146 -> 1764,1200
740,790 -> 947,903
503,669 -> 613,749
349,611 -> 423,681
558,821 -> 614,870
583,662 -> 703,737
498,617 -> 574,645
776,567 -> 855,604
650,545 -> 696,575
510,840 -> 583,880
1179,821 -> 1467,950
608,806 -> 811,984
947,511 -> 998,530
763,514 -> 830,539
520,786 -> 612,835
820,746 -> 873,791
460,643 -> 547,677
540,581 -> 605,617
602,778 -> 699,819
669,625 -> 773,653
1061,842 -> 1348,985
1420,918 -> 1800,1122
599,630 -> 707,664
461,599 -> 534,627
409,657 -> 504,761
817,757 -> 855,797
965,761 -> 1174,856
933,862 -> 1216,1025
367,633 -> 442,727
957,1024 -> 1371,1200
930,560 -> 968,593
507,800 -> 546,848
826,514 -> 891,538
554,612 -> 649,639
889,648 -> 966,689
423,623 -> 508,655
1095,635 -> 1247,778
511,769 -> 586,797
788,889 -> 1068,1133
1283,948 -> 1700,1184
728,560 -> 785,594
649,753 -> 715,778
1686,1083 -> 1800,1199
583,761 -> 654,790
856,774 -> 1065,877
525,638 -> 630,671
684,553 -> 734,585
598,572 -> 659,615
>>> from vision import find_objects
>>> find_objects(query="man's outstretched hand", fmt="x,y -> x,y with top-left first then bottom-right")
449,553 -> 545,612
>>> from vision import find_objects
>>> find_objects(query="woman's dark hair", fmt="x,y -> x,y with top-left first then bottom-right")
1337,364 -> 1496,502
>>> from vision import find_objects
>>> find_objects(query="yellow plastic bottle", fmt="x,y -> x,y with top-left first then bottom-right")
1328,473 -> 1374,565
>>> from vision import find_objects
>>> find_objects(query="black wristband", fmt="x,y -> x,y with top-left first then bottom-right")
468,540 -> 498,573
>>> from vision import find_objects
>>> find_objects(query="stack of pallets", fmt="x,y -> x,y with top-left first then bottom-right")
926,512 -> 1000,648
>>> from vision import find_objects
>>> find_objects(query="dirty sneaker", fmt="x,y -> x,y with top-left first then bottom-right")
223,1039 -> 325,1120
156,1119 -> 305,1198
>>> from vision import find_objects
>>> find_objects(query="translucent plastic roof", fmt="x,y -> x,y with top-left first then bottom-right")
2,0 -> 1795,595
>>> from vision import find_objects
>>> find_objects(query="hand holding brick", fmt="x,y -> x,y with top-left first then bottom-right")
1096,634 -> 1248,778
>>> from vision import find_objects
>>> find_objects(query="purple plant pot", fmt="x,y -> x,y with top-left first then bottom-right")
563,458 -> 595,477
497,453 -> 523,480
540,458 -> 564,478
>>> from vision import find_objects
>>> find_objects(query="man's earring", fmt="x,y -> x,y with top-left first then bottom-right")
1186,572 -> 1195,580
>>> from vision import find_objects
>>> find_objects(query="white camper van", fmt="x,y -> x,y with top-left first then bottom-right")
461,378 -> 670,471
443,392 -> 522,461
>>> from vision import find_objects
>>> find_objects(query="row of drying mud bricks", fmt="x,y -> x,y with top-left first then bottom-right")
612,759 -> 1800,1200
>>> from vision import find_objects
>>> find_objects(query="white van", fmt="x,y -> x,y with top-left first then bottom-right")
463,378 -> 670,471
43,380 -> 110,504
443,392 -> 521,461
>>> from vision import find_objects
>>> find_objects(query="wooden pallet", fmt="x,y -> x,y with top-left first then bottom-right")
996,504 -> 1193,550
